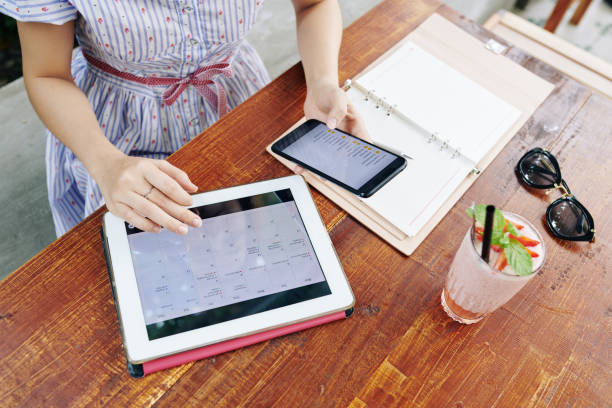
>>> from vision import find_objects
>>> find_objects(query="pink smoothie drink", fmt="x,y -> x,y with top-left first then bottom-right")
441,212 -> 546,324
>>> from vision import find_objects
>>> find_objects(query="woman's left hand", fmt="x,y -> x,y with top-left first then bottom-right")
304,80 -> 369,140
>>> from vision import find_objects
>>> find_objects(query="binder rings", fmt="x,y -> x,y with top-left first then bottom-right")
267,13 -> 554,255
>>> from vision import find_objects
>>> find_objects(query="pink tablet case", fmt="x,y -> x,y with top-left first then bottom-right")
101,229 -> 353,378
138,310 -> 350,377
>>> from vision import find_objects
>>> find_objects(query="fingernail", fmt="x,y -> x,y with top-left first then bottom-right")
327,118 -> 337,129
192,217 -> 202,228
153,226 -> 161,233
178,225 -> 188,234
189,181 -> 198,190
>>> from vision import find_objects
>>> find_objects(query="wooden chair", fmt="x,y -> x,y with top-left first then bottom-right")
544,0 -> 593,32
484,10 -> 612,98
514,0 -> 594,33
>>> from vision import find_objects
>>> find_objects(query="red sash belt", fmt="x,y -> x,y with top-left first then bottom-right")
83,52 -> 234,116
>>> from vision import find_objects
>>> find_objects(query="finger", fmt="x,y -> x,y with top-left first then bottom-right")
339,103 -> 371,141
345,114 -> 371,142
148,188 -> 202,228
125,192 -> 189,235
326,103 -> 347,130
113,202 -> 161,233
156,161 -> 198,192
144,166 -> 193,206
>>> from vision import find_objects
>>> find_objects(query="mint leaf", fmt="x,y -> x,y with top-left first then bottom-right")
473,204 -> 486,226
493,208 -> 505,233
504,239 -> 533,276
506,220 -> 519,236
498,234 -> 510,247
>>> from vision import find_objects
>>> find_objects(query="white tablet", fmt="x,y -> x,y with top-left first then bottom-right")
102,175 -> 354,364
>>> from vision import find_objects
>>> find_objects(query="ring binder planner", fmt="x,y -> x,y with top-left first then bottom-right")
347,79 -> 496,167
268,13 -> 554,255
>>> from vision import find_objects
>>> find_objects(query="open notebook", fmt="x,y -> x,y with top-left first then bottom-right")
351,40 -> 521,237
268,13 -> 554,255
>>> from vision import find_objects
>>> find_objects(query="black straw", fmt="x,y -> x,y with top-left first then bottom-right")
481,205 -> 496,263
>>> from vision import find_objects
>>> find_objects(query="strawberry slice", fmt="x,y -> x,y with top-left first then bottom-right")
494,251 -> 508,271
509,234 -> 540,247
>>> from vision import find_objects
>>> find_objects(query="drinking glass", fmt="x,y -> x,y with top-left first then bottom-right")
441,212 -> 546,324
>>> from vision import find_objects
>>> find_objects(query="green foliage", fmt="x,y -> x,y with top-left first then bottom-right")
505,239 -> 533,276
0,14 -> 19,45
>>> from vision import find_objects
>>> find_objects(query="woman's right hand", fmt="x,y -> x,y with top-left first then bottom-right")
97,154 -> 201,235
16,21 -> 199,235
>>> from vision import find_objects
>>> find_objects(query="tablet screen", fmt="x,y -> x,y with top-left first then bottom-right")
126,189 -> 331,340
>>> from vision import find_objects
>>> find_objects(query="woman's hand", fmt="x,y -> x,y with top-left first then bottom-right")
18,21 -> 200,235
304,80 -> 369,140
97,154 -> 201,235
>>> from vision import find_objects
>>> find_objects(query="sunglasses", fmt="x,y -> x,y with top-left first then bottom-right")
516,147 -> 595,242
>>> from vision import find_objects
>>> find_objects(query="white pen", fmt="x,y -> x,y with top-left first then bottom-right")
371,140 -> 414,161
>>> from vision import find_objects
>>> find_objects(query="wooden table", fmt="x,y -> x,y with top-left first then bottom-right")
1,1 -> 610,406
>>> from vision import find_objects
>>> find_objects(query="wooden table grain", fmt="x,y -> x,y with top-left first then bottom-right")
1,1 -> 610,407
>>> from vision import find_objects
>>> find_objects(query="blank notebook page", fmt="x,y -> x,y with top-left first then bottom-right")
349,41 -> 521,237
356,41 -> 521,163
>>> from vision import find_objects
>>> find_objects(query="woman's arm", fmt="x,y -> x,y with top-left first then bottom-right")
292,0 -> 367,138
17,21 -> 200,234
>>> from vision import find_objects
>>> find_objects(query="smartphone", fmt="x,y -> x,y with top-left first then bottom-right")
272,119 -> 407,197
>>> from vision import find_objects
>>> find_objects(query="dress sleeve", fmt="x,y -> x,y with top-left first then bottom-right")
0,0 -> 77,25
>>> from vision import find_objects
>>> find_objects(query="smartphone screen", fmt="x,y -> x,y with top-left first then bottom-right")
272,120 -> 406,197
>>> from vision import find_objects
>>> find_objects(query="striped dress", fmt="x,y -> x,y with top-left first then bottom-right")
1,0 -> 270,236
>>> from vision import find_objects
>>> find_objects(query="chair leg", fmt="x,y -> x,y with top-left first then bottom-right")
570,0 -> 593,24
544,0 -> 572,32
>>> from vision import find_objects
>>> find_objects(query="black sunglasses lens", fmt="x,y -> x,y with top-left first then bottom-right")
547,199 -> 591,238
519,152 -> 560,187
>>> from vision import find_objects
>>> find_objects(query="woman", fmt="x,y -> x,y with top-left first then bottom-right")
2,0 -> 365,236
